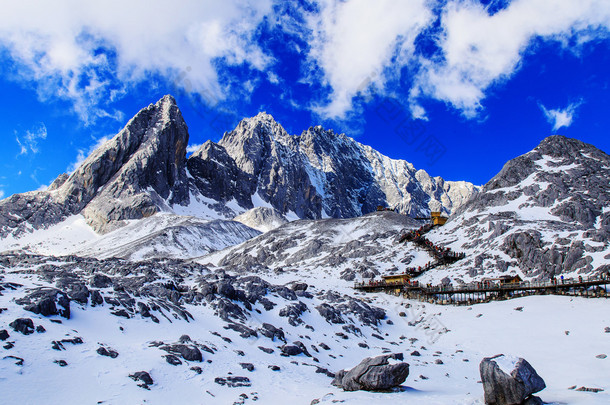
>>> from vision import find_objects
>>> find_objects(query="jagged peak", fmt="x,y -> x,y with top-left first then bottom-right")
535,135 -> 608,160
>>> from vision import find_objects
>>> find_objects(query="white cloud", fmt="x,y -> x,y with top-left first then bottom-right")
412,0 -> 610,117
186,143 -> 204,154
0,0 -> 274,123
303,0 -> 610,119
16,123 -> 47,155
306,0 -> 433,118
0,189 -> 4,200
540,101 -> 583,131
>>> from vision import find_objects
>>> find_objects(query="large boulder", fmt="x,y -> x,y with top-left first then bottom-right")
15,288 -> 71,319
332,353 -> 409,391
480,354 -> 546,404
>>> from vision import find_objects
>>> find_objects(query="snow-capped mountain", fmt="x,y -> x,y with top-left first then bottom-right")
212,112 -> 478,219
0,95 -> 477,258
424,135 -> 610,284
1,96 -> 610,405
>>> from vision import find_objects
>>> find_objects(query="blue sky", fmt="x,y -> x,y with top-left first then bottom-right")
1,0 -> 609,199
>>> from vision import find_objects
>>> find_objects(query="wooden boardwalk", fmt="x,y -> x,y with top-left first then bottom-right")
354,276 -> 610,305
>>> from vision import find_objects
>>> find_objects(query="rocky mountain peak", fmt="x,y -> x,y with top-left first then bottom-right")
535,135 -> 600,159
0,95 -> 191,236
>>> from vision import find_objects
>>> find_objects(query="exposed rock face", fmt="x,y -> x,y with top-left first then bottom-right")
332,353 -> 409,391
207,113 -> 477,219
429,135 -> 610,282
480,355 -> 546,405
0,95 -> 190,235
0,97 -> 476,253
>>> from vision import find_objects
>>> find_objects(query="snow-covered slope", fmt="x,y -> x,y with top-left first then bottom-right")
0,213 -> 260,261
423,135 -> 610,284
199,211 -> 433,284
1,251 -> 608,404
233,207 -> 288,233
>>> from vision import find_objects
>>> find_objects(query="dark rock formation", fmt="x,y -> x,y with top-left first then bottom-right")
332,353 -> 409,391
9,318 -> 35,335
480,354 -> 546,404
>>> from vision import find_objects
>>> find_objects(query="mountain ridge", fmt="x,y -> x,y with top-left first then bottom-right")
0,95 -> 478,240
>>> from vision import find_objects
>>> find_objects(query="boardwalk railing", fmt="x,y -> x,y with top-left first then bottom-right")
354,275 -> 610,304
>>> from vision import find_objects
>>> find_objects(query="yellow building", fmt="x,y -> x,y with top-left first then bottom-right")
430,211 -> 448,226
382,274 -> 411,284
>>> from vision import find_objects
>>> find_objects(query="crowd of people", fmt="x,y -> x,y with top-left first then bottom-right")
399,225 -> 466,267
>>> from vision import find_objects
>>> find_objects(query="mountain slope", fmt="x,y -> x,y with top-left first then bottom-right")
0,95 -> 190,236
424,135 -> 610,283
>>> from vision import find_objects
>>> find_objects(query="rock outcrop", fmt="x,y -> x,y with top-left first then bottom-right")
332,353 -> 409,391
480,354 -> 546,404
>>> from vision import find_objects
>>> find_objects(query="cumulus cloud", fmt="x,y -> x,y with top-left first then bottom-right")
1,0 -> 609,123
186,143 -> 204,154
0,0 -> 274,123
411,0 -> 610,117
16,123 -> 47,155
306,0 -> 432,118
303,0 -> 610,119
540,101 -> 583,131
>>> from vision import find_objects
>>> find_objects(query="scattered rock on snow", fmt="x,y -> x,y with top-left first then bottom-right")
332,353 -> 409,392
479,354 -> 546,405
9,318 -> 34,335
97,346 -> 119,358
160,344 -> 203,362
130,371 -> 154,389
214,376 -> 251,387
0,329 -> 9,341
16,288 -> 70,319
165,354 -> 183,365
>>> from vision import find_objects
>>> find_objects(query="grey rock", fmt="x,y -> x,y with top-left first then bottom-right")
214,376 -> 251,388
16,288 -> 71,319
160,344 -> 202,362
332,353 -> 409,392
91,274 -> 113,288
9,318 -> 35,335
0,329 -> 9,340
97,347 -> 119,358
258,323 -> 286,342
480,354 -> 546,405
164,354 -> 182,365
129,371 -> 154,389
